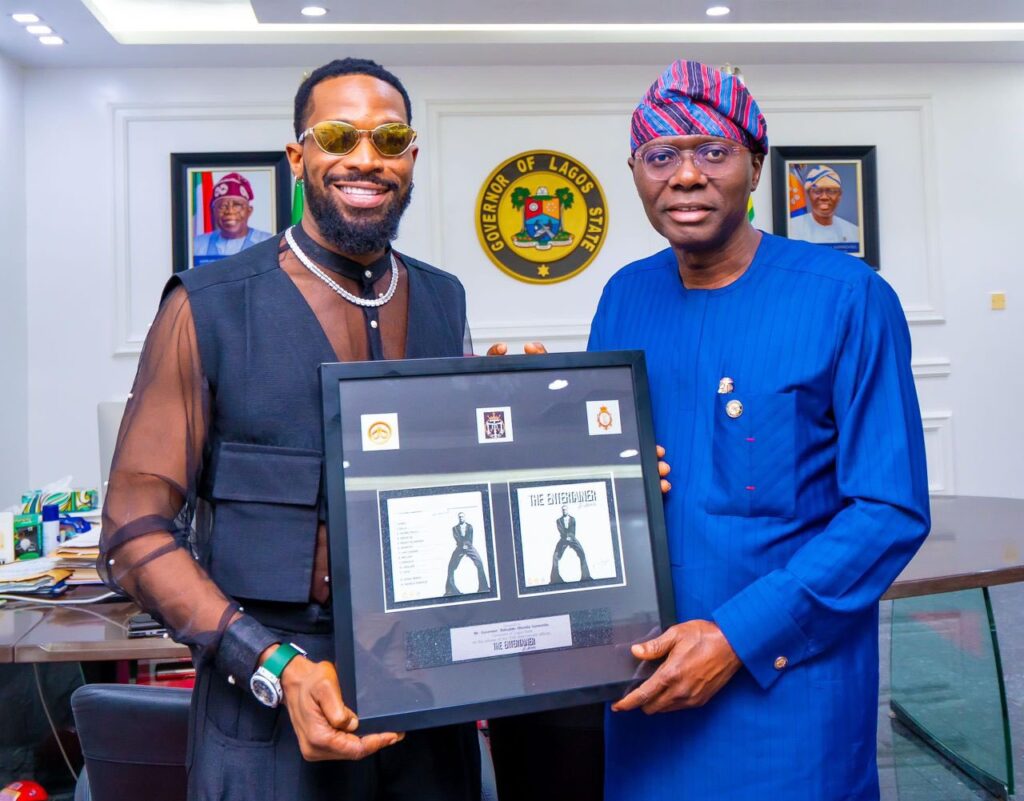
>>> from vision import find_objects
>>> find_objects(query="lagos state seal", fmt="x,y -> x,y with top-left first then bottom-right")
475,150 -> 608,284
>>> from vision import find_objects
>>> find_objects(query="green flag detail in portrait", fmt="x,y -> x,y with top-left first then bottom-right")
192,170 -> 214,234
291,177 -> 304,225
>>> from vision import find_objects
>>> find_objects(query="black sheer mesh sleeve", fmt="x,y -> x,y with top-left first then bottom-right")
99,286 -> 274,672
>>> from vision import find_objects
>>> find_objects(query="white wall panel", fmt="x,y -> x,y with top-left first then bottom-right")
112,103 -> 292,353
0,54 -> 27,502
428,97 -> 659,354
922,412 -> 955,495
756,96 -> 944,325
17,62 -> 1024,500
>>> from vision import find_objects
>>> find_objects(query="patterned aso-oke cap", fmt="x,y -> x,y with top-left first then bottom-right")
804,165 -> 842,189
630,60 -> 768,155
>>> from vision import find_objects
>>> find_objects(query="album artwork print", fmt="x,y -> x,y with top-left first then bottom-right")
509,477 -> 625,596
378,484 -> 499,611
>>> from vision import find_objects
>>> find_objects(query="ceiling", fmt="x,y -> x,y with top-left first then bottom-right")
1,0 -> 1022,68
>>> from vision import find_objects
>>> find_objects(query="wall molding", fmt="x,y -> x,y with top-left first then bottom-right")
111,101 -> 291,356
921,410 -> 955,495
911,357 -> 952,379
113,94 -> 946,354
758,93 -> 945,326
424,97 -> 633,270
427,93 -> 945,329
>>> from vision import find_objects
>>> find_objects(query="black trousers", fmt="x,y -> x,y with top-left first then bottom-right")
187,603 -> 481,801
446,545 -> 489,595
488,704 -> 605,801
550,538 -> 592,582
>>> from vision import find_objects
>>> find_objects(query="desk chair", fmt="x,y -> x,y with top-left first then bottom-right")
71,684 -> 189,801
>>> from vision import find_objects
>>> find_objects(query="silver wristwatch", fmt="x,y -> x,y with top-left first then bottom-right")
249,642 -> 307,708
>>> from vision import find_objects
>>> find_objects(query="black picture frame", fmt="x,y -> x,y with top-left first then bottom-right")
770,145 -> 880,270
320,352 -> 675,733
170,151 -> 291,272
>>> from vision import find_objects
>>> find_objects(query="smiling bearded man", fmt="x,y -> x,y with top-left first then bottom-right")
100,58 -> 483,800
588,61 -> 930,800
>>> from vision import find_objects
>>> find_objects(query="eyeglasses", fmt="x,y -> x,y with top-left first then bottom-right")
298,121 -> 417,157
635,142 -> 747,181
808,186 -> 841,198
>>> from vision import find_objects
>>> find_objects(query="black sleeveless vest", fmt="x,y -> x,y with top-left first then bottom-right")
169,237 -> 466,603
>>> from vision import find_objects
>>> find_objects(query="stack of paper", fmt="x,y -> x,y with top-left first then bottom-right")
0,527 -> 104,591
0,558 -> 73,594
52,529 -> 102,584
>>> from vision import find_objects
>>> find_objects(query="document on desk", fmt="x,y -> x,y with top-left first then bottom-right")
0,557 -> 73,593
0,553 -> 93,589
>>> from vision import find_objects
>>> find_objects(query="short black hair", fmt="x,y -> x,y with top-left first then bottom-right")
293,58 -> 412,139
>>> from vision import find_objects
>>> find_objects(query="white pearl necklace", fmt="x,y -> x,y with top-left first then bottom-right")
284,226 -> 399,308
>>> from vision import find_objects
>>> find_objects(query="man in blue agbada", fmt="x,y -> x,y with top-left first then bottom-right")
589,60 -> 930,799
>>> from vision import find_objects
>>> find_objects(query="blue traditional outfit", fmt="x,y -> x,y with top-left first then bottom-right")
193,227 -> 273,261
589,62 -> 930,800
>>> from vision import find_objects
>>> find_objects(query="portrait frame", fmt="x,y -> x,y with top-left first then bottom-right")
170,151 -> 292,272
321,352 -> 675,733
770,145 -> 880,270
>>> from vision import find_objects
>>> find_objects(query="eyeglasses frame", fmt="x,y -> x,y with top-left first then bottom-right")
633,141 -> 752,182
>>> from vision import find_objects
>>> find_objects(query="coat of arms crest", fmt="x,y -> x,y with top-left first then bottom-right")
510,186 -> 575,251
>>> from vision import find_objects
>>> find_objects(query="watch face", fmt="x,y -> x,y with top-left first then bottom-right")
250,674 -> 279,707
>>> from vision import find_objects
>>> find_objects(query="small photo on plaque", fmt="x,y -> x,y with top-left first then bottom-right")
586,400 -> 622,436
476,406 -> 514,444
361,412 -> 400,451
510,476 -> 625,596
379,484 -> 499,611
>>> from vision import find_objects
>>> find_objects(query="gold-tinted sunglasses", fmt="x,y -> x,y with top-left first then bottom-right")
298,120 -> 417,157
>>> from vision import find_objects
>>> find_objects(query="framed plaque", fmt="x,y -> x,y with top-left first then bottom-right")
321,351 -> 674,733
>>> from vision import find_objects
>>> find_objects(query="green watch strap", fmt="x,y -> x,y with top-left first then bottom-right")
261,642 -> 304,678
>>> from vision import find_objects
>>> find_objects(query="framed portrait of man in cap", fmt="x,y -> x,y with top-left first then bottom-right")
770,145 -> 880,269
170,151 -> 293,271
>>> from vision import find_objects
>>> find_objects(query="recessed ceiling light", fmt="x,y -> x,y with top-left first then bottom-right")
25,24 -> 51,34
706,5 -> 731,16
38,35 -> 63,45
11,13 -> 40,24
300,5 -> 328,16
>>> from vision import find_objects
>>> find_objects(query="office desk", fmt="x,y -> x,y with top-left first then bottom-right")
884,495 -> 1024,600
13,599 -> 189,663
0,607 -> 46,663
883,495 -> 1024,800
1,586 -> 188,664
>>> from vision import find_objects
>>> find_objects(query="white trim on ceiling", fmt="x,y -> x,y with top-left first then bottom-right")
80,1 -> 1024,46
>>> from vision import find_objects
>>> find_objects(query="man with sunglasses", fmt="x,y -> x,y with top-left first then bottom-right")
101,59 -> 484,800
587,61 -> 929,799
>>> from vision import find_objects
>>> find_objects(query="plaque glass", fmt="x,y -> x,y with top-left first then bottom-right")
321,351 -> 674,732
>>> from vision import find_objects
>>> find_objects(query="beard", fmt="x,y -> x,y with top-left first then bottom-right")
303,167 -> 413,256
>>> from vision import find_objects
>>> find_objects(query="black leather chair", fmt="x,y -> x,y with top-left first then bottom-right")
70,684 -> 190,801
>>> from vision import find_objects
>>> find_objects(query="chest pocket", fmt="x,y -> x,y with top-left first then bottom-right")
208,441 -> 322,603
707,392 -> 797,519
